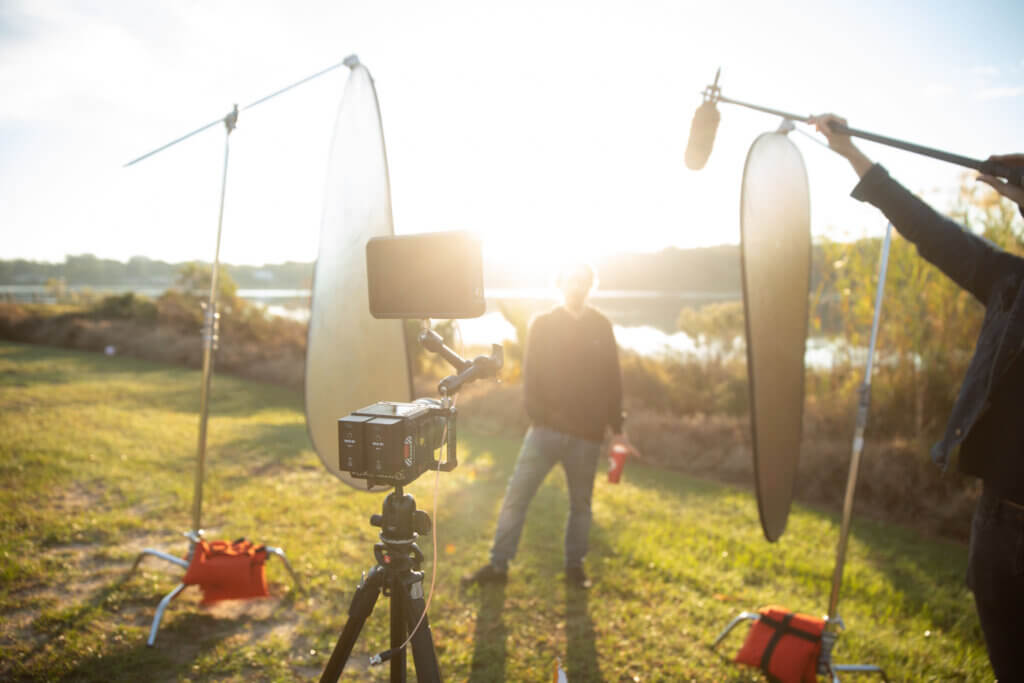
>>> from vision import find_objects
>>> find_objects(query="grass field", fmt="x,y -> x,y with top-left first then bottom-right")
0,341 -> 990,681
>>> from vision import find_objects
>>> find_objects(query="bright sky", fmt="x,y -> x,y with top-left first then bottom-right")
1,0 -> 1022,271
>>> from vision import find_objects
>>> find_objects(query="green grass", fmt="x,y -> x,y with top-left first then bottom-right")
0,341 -> 989,681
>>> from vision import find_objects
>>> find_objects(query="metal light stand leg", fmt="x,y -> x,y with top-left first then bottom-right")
711,611 -> 759,649
131,530 -> 200,646
147,583 -> 187,645
713,225 -> 894,681
265,545 -> 303,591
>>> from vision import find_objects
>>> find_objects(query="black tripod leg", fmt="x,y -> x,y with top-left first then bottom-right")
390,571 -> 407,682
403,580 -> 441,683
320,566 -> 385,683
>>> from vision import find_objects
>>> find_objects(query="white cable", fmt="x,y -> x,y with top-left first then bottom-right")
395,387 -> 456,653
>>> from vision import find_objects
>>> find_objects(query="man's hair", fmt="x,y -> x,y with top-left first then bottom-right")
555,262 -> 598,291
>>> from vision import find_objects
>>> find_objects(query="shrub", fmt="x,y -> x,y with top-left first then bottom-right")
89,292 -> 158,322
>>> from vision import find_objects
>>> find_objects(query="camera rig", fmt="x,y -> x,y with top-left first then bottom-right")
337,328 -> 503,489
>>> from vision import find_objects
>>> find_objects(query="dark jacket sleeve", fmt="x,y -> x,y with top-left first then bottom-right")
851,164 -> 1014,304
605,319 -> 624,434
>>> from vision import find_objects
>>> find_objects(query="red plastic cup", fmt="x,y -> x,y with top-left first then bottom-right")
607,442 -> 629,483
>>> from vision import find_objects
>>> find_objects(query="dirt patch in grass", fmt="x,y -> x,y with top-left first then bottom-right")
2,529 -> 307,682
0,468 -> 311,682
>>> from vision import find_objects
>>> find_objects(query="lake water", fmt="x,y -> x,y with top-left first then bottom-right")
3,284 -> 850,367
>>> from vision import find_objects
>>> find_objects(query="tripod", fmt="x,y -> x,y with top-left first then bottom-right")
320,487 -> 442,683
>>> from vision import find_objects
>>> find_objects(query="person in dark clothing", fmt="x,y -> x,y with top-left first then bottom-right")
811,113 -> 1024,680
463,263 -> 639,589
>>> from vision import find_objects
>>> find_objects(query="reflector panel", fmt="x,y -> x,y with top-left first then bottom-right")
740,132 -> 811,541
305,63 -> 412,491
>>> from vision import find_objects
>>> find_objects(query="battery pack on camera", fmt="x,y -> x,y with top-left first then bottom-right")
338,399 -> 453,488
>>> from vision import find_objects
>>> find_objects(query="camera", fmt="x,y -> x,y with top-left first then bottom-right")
337,398 -> 455,488
336,328 -> 502,489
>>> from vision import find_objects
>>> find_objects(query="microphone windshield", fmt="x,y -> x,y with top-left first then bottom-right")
685,100 -> 720,170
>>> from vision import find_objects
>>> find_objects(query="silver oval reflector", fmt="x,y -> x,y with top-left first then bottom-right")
740,132 -> 811,541
305,61 -> 412,491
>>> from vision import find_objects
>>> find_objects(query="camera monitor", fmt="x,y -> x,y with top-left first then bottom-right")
740,131 -> 811,542
366,230 -> 486,320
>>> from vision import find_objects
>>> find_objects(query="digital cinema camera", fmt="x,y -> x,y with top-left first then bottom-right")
336,231 -> 502,489
338,398 -> 449,488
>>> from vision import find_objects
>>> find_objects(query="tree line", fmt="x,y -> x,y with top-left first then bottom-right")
0,254 -> 314,290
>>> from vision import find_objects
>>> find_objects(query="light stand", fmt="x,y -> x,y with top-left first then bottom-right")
714,224 -> 895,681
126,57 -> 361,644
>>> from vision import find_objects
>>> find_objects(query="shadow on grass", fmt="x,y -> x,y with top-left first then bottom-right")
16,581 -> 303,683
468,583 -> 508,682
1,340 -> 305,419
0,342 -> 168,386
618,455 -> 740,505
840,517 -> 975,638
122,377 -> 304,419
565,587 -> 602,681
218,421 -> 313,482
457,432 -> 523,474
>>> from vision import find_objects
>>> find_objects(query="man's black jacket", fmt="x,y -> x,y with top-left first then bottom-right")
523,305 -> 623,443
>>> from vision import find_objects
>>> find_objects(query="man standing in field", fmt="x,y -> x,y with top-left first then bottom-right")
812,113 -> 1024,680
463,263 -> 638,589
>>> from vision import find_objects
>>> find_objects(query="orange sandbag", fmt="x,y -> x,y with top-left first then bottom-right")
182,538 -> 269,605
735,605 -> 825,683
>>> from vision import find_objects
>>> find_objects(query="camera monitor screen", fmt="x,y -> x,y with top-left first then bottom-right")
366,230 -> 486,319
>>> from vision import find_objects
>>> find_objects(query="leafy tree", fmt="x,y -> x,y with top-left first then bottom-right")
90,292 -> 158,321
676,301 -> 745,361
173,262 -> 239,305
812,178 -> 1022,438
44,278 -> 68,302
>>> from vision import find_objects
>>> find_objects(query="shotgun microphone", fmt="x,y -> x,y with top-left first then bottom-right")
685,67 -> 723,171
685,99 -> 720,170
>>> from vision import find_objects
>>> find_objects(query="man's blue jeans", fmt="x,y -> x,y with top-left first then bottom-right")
489,425 -> 601,572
